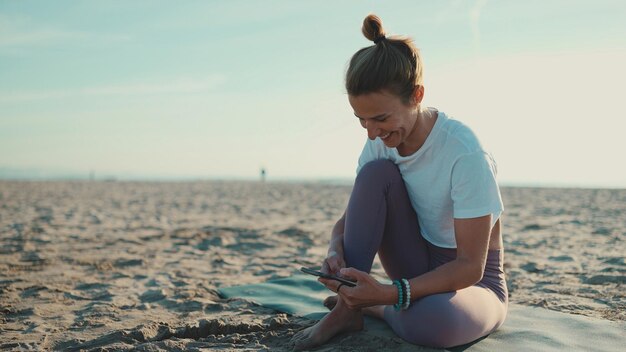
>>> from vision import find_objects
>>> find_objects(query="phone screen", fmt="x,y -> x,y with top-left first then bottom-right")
300,267 -> 356,287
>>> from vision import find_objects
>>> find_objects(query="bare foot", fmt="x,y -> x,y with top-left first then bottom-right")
290,299 -> 363,350
324,296 -> 386,320
362,305 -> 385,320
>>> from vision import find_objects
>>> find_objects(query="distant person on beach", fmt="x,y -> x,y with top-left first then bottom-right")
291,14 -> 507,349
260,167 -> 266,182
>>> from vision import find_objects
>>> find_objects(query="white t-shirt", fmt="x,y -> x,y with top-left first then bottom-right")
356,109 -> 504,248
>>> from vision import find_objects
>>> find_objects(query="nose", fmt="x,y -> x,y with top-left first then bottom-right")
364,120 -> 379,140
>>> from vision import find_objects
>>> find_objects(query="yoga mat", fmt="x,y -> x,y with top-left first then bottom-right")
218,274 -> 625,351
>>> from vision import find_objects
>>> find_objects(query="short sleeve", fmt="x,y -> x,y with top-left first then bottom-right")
356,139 -> 382,175
451,151 -> 504,219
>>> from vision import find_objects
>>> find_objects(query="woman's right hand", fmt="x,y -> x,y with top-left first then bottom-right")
322,250 -> 346,275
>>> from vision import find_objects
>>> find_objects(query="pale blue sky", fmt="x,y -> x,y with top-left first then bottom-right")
1,0 -> 625,187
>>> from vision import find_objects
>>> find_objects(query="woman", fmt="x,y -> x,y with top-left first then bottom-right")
290,14 -> 507,350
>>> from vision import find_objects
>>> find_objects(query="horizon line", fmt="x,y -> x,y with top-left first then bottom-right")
0,175 -> 624,190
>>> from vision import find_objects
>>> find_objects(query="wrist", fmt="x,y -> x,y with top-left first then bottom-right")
384,283 -> 399,305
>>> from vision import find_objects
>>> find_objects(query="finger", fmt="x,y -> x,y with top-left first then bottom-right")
328,263 -> 340,275
318,278 -> 334,289
321,259 -> 330,274
326,258 -> 339,272
318,278 -> 342,293
339,267 -> 362,281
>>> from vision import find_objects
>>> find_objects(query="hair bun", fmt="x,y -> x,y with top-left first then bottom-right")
362,14 -> 386,43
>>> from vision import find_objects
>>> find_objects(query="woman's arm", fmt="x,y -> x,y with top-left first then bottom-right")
404,214 -> 492,300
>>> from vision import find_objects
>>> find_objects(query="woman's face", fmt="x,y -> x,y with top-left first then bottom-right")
348,89 -> 421,149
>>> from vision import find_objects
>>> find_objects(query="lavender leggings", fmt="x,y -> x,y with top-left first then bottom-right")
344,159 -> 508,348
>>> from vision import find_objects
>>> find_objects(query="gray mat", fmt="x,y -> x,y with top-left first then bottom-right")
218,274 -> 625,351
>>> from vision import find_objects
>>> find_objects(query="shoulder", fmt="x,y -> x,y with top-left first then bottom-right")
436,112 -> 486,155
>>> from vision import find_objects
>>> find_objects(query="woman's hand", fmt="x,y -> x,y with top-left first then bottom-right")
321,250 -> 345,275
319,267 -> 394,309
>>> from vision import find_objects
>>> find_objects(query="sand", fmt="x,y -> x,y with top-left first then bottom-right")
0,180 -> 624,351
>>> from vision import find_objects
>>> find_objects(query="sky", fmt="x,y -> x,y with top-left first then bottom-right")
1,0 -> 625,187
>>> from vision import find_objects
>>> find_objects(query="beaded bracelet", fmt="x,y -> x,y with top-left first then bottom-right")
392,280 -> 404,311
401,278 -> 411,310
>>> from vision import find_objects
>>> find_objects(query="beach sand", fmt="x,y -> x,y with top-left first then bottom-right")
0,181 -> 624,350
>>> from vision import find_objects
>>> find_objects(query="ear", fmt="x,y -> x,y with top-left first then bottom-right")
412,85 -> 425,106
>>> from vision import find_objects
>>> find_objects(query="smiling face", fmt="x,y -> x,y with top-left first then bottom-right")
348,88 -> 423,150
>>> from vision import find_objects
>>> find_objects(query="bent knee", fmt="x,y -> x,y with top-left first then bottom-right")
356,159 -> 401,184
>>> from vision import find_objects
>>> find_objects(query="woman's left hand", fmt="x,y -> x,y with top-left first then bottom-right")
318,267 -> 393,309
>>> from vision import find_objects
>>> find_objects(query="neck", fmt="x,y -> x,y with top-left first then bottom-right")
398,108 -> 436,156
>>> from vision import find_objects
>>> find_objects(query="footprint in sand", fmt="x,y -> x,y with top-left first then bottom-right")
140,289 -> 166,303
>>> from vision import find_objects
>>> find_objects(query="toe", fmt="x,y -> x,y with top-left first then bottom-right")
293,338 -> 313,351
323,295 -> 338,310
289,327 -> 308,344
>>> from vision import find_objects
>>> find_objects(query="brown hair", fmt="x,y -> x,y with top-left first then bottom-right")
345,14 -> 424,104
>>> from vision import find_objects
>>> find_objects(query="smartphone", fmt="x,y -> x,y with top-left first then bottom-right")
300,267 -> 356,287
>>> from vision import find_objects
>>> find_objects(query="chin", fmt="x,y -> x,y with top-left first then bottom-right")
382,139 -> 398,148
381,134 -> 399,147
